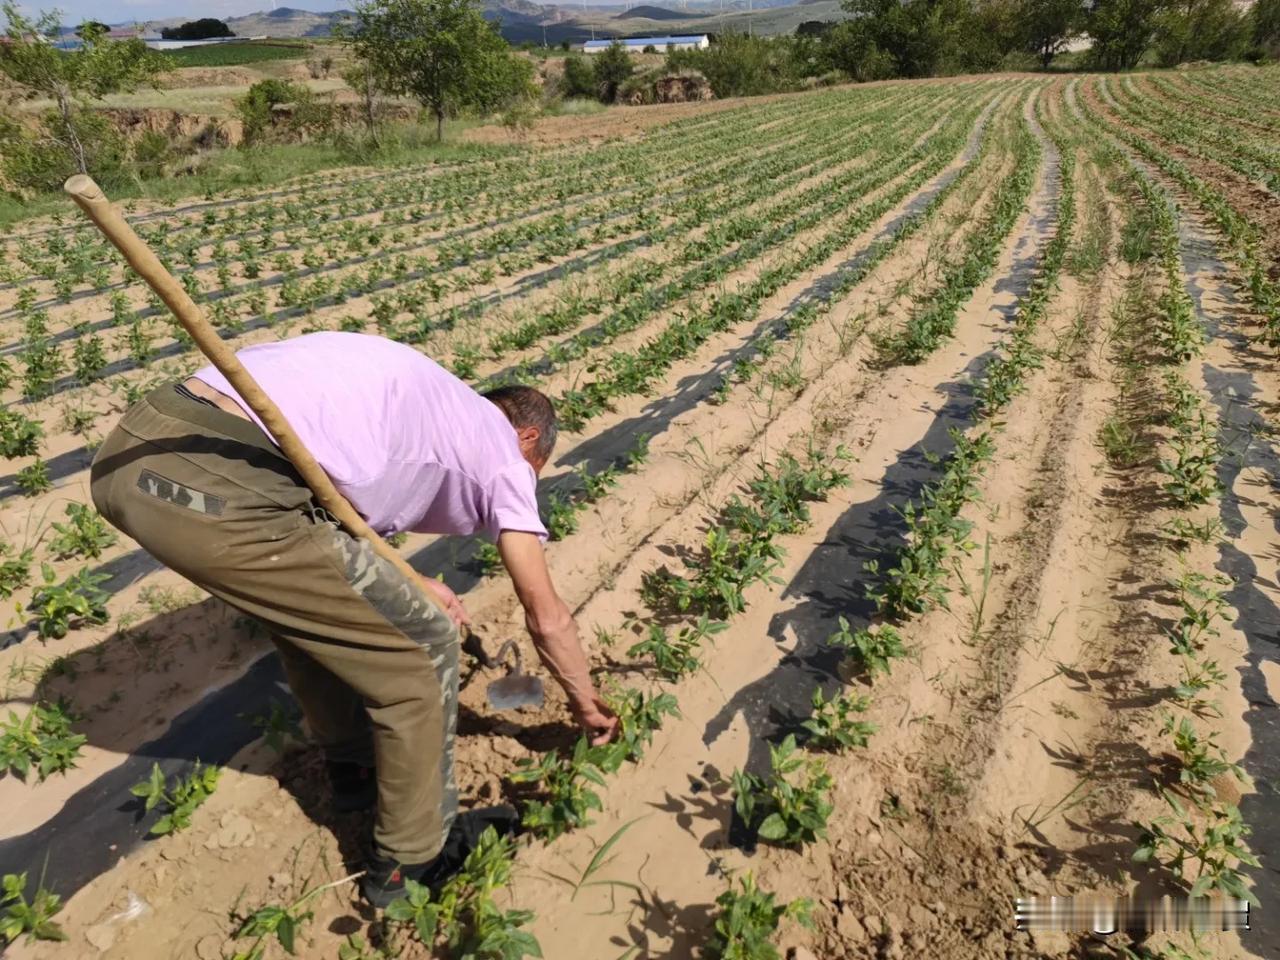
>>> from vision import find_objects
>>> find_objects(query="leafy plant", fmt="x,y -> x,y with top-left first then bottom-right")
626,617 -> 725,681
826,617 -> 906,678
130,760 -> 221,836
384,826 -> 541,959
46,503 -> 117,560
511,737 -> 606,839
473,541 -> 503,576
704,873 -> 812,960
72,335 -> 108,383
28,565 -> 110,639
1134,790 -> 1259,905
0,410 -> 43,458
1162,714 -> 1245,796
0,543 -> 33,599
801,687 -> 875,752
593,687 -> 680,772
732,735 -> 833,846
242,699 -> 305,755
16,458 -> 51,497
1166,570 -> 1232,657
1,873 -> 66,944
0,700 -> 85,781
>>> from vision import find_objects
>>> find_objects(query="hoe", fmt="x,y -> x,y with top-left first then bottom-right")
63,174 -> 543,711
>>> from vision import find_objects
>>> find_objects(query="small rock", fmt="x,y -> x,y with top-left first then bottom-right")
269,872 -> 292,890
907,902 -> 934,927
85,923 -> 118,951
865,830 -> 882,847
213,812 -> 255,849
835,911 -> 866,943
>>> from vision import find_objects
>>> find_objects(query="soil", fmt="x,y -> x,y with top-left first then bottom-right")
0,72 -> 1275,960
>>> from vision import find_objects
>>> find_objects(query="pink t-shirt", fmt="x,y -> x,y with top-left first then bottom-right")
193,332 -> 548,541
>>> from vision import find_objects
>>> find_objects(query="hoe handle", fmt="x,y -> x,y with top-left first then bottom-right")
63,174 -> 445,613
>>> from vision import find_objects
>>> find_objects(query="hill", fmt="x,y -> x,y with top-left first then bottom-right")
616,5 -> 701,20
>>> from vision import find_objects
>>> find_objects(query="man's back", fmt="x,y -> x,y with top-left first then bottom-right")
193,332 -> 545,538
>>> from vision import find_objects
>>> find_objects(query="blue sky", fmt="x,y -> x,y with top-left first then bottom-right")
12,0 -> 350,27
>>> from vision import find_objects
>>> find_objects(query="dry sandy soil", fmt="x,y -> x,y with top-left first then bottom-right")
1,69 -> 1277,960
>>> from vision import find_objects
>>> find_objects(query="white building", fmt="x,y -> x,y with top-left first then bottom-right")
581,35 -> 710,54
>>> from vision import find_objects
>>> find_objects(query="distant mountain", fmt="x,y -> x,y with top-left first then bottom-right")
111,0 -> 848,44
616,5 -> 702,19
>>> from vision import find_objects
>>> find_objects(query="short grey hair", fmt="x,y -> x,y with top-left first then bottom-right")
481,384 -> 558,462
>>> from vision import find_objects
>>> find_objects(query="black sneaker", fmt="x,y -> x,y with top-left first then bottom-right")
360,806 -> 521,908
327,760 -> 377,813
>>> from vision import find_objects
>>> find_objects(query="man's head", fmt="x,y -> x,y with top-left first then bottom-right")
483,384 -> 558,474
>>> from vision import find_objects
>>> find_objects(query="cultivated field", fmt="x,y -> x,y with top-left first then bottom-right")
2,66 -> 1279,959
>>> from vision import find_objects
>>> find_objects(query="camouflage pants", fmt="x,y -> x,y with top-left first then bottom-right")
90,383 -> 458,864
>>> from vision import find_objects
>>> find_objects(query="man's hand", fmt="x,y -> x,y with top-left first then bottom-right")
570,692 -> 620,746
419,576 -> 471,627
498,531 -> 619,745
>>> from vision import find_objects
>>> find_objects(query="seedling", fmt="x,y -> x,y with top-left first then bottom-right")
826,617 -> 906,678
1166,570 -> 1232,657
0,410 -> 43,458
0,700 -> 86,782
15,460 -> 52,497
593,687 -> 680,772
473,541 -> 503,576
384,826 -> 540,958
72,335 -> 108,383
1162,516 -> 1225,548
732,735 -> 833,847
1162,714 -> 1245,796
801,687 -> 875,752
242,699 -> 305,755
627,617 -> 725,681
511,736 -> 607,839
1,873 -> 66,944
545,493 -> 583,541
130,760 -> 221,836
704,873 -> 813,960
29,565 -> 110,639
230,874 -> 360,960
1134,790 -> 1259,904
47,503 -> 117,560
0,544 -> 34,600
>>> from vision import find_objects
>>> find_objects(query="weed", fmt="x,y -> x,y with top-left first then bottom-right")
801,687 -> 875,752
47,503 -> 117,560
732,735 -> 833,847
704,873 -> 812,960
0,700 -> 85,781
1098,414 -> 1143,467
1162,516 -> 1225,548
1,873 -> 65,944
15,460 -> 51,497
130,761 -> 221,836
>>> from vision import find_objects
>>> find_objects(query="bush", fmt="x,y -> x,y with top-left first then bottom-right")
235,79 -> 333,144
560,54 -> 598,98
667,32 -> 802,97
0,109 -> 127,194
594,40 -> 634,102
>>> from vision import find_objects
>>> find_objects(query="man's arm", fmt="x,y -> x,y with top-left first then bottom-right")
497,530 -> 618,745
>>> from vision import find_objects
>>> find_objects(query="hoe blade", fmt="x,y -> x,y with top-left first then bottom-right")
486,675 -> 545,711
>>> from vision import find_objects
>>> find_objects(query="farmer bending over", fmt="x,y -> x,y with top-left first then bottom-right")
90,331 -> 617,906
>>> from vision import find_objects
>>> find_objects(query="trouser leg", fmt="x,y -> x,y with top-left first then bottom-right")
271,636 -> 373,768
90,384 -> 459,863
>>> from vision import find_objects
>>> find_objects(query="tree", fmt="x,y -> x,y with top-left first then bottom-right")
340,0 -> 533,141
1020,0 -> 1081,68
593,39 -> 633,102
1152,0 -> 1248,64
1256,0 -> 1280,57
559,53 -> 597,98
1085,0 -> 1165,69
342,61 -> 382,144
0,5 -> 171,175
75,20 -> 110,38
838,0 -> 957,77
160,18 -> 234,40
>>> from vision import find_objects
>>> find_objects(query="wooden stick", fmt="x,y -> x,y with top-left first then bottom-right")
63,174 -> 444,613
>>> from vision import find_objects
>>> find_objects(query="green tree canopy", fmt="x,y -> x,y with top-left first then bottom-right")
1257,0 -> 1280,56
1152,0 -> 1248,65
340,0 -> 533,140
160,18 -> 235,40
1020,0 -> 1082,68
0,4 -> 171,174
592,39 -> 633,102
1085,0 -> 1164,69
